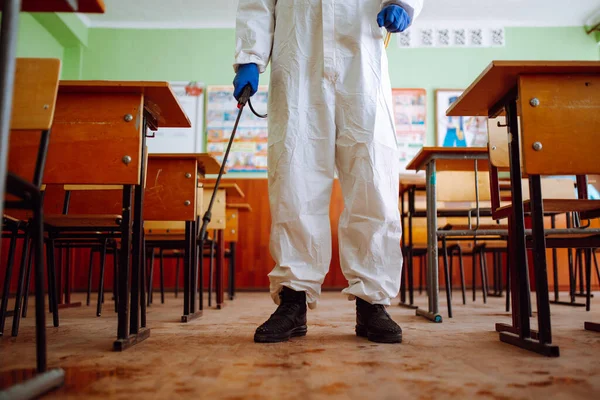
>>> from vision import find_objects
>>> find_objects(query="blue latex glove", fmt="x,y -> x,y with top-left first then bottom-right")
233,63 -> 259,101
377,4 -> 411,33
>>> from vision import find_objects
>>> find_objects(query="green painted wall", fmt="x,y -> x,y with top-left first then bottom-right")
82,26 -> 598,147
17,13 -> 64,59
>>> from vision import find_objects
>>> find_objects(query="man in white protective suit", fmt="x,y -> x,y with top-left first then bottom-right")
233,0 -> 423,344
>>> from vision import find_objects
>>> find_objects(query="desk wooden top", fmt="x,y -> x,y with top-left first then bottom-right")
227,203 -> 253,212
447,61 -> 600,117
204,183 -> 245,199
149,153 -> 222,175
59,81 -> 190,129
406,147 -> 489,172
3,0 -> 105,12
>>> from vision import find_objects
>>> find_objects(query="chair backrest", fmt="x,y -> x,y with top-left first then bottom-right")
5,59 -> 61,185
10,58 -> 61,131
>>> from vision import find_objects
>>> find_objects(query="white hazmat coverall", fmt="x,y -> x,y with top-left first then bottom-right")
234,0 -> 423,309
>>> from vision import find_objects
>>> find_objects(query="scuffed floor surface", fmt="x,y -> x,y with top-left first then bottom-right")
1,291 -> 600,399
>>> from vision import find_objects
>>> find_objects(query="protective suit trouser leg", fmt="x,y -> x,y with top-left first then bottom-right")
267,78 -> 337,310
335,86 -> 403,306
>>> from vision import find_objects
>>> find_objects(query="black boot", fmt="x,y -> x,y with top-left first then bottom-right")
254,287 -> 308,343
356,297 -> 402,343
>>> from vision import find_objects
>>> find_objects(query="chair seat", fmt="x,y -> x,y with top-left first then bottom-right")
494,199 -> 600,219
45,214 -> 122,228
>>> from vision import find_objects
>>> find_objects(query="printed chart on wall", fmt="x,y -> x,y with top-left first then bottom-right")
392,88 -> 427,173
435,89 -> 488,148
148,81 -> 204,154
206,85 -> 269,172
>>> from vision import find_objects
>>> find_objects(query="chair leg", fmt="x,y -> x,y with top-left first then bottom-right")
97,240 -> 108,317
506,253 -> 511,312
594,250 -> 600,291
65,245 -> 72,305
229,242 -> 236,301
22,237 -> 34,318
449,248 -> 454,299
472,249 -> 477,302
442,238 -> 452,318
418,254 -> 424,295
159,248 -> 165,304
86,249 -> 94,306
208,240 -> 215,308
113,246 -> 118,313
578,249 -> 585,295
147,249 -> 155,306
45,238 -> 59,327
0,228 -> 18,335
457,246 -> 466,305
480,249 -> 488,304
198,244 -> 204,311
175,253 -> 181,298
586,249 -> 592,312
11,229 -> 31,336
491,251 -> 498,295
33,198 -> 48,372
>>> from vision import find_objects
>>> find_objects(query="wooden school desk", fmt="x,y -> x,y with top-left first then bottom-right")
405,147 -> 490,322
53,81 -> 189,350
144,153 -> 221,321
203,183 -> 245,308
447,60 -> 600,356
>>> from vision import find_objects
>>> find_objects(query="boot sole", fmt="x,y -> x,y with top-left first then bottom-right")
254,325 -> 308,343
356,325 -> 402,344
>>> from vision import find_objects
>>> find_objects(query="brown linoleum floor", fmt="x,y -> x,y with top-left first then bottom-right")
1,291 -> 600,399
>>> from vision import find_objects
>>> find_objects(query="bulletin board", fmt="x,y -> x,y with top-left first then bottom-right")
392,88 -> 427,173
147,81 -> 205,154
206,85 -> 269,172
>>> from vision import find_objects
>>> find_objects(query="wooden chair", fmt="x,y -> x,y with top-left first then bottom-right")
144,221 -> 187,306
1,58 -> 61,372
224,203 -> 252,301
43,184 -> 123,317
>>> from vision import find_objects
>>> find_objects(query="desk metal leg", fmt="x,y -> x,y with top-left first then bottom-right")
416,160 -> 442,323
229,242 -> 236,300
495,97 -> 559,357
182,222 -> 191,318
113,186 -> 150,351
181,221 -> 201,322
115,186 -> 132,347
400,187 -> 418,310
400,189 -> 407,304
190,222 -> 197,315
529,175 -> 553,344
